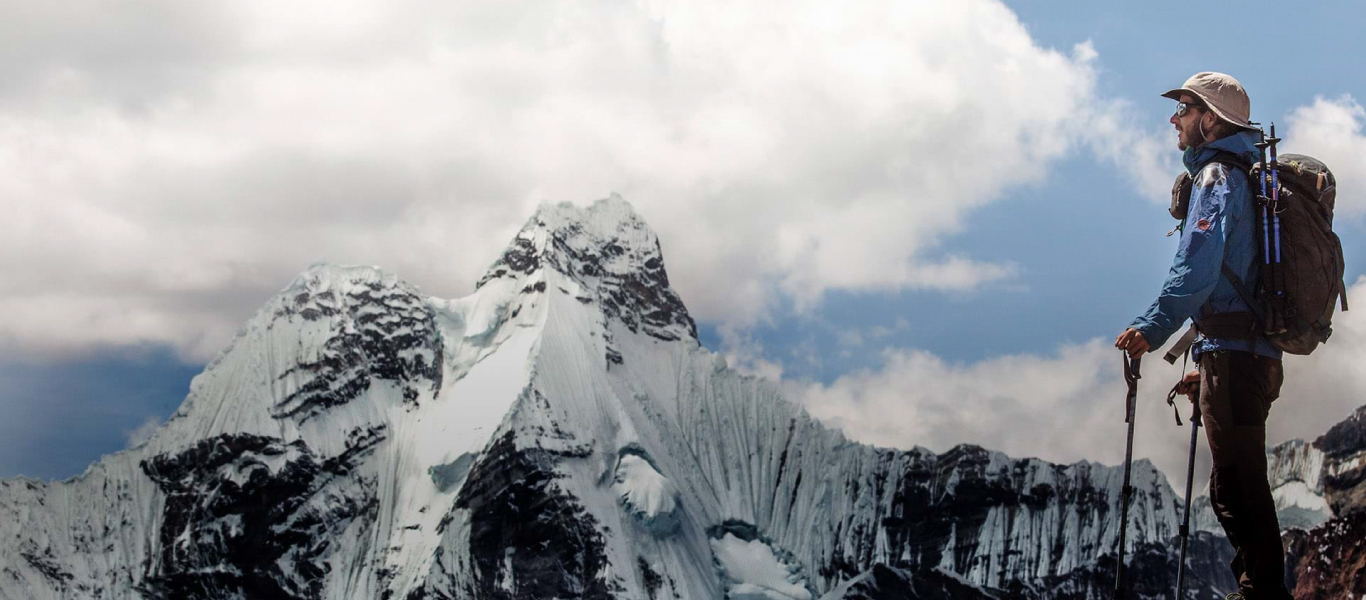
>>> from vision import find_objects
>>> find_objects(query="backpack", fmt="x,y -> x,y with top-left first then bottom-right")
1170,150 -> 1349,355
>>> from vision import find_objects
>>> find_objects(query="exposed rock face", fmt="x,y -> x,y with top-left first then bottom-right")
138,427 -> 385,599
819,564 -> 1001,600
1024,534 -> 1235,600
1,196 -> 1361,600
821,539 -> 1234,600
1317,405 -> 1366,515
476,197 -> 698,365
1284,511 -> 1366,600
271,270 -> 444,420
452,432 -> 617,600
801,443 -> 1185,590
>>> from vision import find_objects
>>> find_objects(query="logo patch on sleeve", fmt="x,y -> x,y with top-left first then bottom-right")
1196,218 -> 1212,231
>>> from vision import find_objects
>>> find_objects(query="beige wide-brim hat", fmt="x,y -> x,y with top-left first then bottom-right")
1162,71 -> 1258,131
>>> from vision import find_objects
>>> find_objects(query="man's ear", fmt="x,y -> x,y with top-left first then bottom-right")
1202,111 -> 1218,131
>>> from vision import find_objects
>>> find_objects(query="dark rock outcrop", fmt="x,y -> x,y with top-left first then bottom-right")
273,271 -> 444,421
138,427 -> 385,600
453,432 -> 620,599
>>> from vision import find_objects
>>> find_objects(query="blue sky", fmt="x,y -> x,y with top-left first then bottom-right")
2,0 -> 1364,482
0,348 -> 199,481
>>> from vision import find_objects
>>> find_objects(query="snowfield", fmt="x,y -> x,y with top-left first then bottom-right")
711,533 -> 813,600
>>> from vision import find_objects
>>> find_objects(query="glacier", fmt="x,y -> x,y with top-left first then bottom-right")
2,195 -> 1361,600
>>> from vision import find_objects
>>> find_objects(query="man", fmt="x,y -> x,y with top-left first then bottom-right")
1114,72 -> 1291,600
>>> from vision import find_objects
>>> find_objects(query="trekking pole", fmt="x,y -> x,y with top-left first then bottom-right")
1114,352 -> 1142,600
1268,123 -> 1288,334
1254,127 -> 1277,334
1174,386 -> 1201,600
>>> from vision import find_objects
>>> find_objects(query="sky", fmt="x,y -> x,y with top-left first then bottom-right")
1,0 -> 1363,490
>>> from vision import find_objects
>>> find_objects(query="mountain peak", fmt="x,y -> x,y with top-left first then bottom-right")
287,262 -> 407,293
477,194 -> 697,343
532,193 -> 648,241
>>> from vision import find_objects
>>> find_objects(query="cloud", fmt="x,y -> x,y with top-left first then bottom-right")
793,278 -> 1366,491
124,415 -> 162,449
1284,95 -> 1366,219
1082,96 -> 1182,202
868,318 -> 912,340
0,0 -> 1166,361
717,324 -> 787,383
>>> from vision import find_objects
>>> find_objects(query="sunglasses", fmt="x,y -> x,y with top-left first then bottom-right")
1173,101 -> 1205,118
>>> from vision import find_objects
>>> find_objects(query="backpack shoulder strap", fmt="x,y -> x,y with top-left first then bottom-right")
1220,262 -> 1266,324
1209,152 -> 1252,174
1204,151 -> 1261,323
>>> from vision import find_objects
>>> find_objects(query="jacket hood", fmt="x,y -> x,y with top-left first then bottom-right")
1184,129 -> 1261,175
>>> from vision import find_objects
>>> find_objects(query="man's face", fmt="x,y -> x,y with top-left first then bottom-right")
1169,94 -> 1207,151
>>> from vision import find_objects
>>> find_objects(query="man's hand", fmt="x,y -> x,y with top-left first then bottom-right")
1175,369 -> 1200,402
1114,328 -> 1150,358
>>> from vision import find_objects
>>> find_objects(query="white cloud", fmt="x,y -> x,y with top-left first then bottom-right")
1284,95 -> 1366,219
868,317 -> 912,340
0,0 -> 1167,361
836,330 -> 864,348
124,416 -> 162,449
716,324 -> 786,383
794,278 -> 1366,491
1082,96 -> 1182,202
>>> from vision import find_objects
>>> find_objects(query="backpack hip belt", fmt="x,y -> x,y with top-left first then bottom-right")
1196,309 -> 1258,341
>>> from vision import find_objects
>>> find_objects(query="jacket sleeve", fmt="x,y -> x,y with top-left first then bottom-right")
1129,165 -> 1242,349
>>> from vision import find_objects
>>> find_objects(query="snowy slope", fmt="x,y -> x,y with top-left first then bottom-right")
0,195 -> 1289,600
1266,439 -> 1330,529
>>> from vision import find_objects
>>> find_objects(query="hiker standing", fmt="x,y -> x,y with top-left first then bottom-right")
1114,72 -> 1293,600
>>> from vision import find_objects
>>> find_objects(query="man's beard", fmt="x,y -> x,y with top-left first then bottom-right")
1178,118 -> 1209,150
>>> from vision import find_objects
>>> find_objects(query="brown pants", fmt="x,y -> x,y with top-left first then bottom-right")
1198,350 -> 1291,600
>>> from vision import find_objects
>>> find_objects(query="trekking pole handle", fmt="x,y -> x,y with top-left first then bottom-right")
1122,353 -> 1141,422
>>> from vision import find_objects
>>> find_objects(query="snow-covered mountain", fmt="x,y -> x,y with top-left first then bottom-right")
0,196 -> 1357,600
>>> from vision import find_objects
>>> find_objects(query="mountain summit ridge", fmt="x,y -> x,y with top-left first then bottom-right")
476,194 -> 698,345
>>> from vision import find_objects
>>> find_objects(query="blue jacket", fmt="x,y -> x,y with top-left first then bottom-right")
1130,130 -> 1282,360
